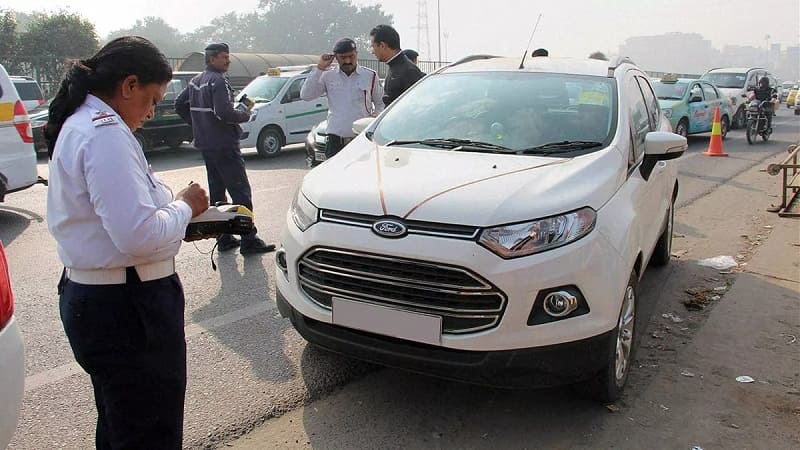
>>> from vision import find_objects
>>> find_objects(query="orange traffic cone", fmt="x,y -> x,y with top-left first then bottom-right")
703,106 -> 727,157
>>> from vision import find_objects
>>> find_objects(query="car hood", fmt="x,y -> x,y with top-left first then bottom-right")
300,136 -> 626,226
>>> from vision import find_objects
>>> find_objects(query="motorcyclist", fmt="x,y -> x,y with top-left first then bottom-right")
752,77 -> 777,131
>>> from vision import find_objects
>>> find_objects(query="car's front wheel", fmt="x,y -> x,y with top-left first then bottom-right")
257,126 -> 284,157
586,269 -> 637,403
720,115 -> 730,140
733,106 -> 746,129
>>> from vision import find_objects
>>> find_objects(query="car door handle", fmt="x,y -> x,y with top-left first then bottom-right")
316,104 -> 323,107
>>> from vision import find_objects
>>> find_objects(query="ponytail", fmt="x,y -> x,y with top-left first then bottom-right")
45,60 -> 94,159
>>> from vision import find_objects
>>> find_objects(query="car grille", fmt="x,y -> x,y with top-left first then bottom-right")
298,248 -> 506,334
319,210 -> 480,239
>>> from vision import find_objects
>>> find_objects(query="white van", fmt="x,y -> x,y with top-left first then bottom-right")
238,66 -> 329,157
0,64 -> 38,201
701,67 -> 777,129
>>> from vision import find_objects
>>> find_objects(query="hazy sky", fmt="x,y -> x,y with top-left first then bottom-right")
4,0 -> 798,62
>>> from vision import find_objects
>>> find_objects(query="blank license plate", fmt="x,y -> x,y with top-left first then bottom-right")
314,151 -> 327,161
332,297 -> 442,345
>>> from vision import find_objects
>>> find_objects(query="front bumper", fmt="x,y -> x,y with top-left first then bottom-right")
277,289 -> 613,387
276,212 -> 628,350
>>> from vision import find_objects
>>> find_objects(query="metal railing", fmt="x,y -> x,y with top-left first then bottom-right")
766,143 -> 800,217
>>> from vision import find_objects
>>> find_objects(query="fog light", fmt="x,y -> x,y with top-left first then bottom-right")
276,247 -> 288,274
542,291 -> 578,318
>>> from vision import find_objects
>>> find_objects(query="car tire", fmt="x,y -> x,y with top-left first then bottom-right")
134,132 -> 150,151
720,115 -> 729,140
585,269 -> 638,403
650,191 -> 675,267
675,119 -> 688,138
257,126 -> 283,157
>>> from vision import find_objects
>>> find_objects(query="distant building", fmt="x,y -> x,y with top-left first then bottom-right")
618,33 -> 716,75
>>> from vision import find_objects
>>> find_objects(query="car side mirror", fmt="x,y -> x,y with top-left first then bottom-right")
352,117 -> 375,135
640,131 -> 687,180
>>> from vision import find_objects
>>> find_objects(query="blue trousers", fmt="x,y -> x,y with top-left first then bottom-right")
200,147 -> 258,240
59,268 -> 186,449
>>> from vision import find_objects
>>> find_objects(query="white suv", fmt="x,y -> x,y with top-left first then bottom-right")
275,56 -> 685,401
10,76 -> 45,112
0,241 -> 24,448
0,64 -> 38,201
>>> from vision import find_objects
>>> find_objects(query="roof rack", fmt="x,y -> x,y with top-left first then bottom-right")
276,65 -> 314,74
9,75 -> 35,81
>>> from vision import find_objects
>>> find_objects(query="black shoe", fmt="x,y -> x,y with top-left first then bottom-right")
217,234 -> 240,251
240,237 -> 276,255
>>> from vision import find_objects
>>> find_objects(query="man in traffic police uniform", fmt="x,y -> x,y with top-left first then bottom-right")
370,25 -> 425,107
176,43 -> 274,254
300,37 -> 384,166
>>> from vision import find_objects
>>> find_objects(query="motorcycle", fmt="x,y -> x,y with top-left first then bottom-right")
745,93 -> 775,144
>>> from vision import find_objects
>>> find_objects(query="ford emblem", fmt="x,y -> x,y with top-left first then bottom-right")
372,219 -> 408,238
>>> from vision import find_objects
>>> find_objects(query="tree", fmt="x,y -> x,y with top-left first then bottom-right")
106,17 -> 193,57
257,0 -> 392,54
17,11 -> 99,86
588,51 -> 608,61
0,10 -> 19,71
185,12 -> 268,53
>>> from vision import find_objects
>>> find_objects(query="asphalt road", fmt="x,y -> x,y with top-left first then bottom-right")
3,113 -> 798,449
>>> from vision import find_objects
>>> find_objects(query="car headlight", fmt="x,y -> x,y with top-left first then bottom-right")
291,189 -> 318,231
663,108 -> 672,118
314,133 -> 326,145
478,207 -> 596,258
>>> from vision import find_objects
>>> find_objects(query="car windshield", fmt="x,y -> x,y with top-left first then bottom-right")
372,71 -> 616,154
652,81 -> 688,100
782,82 -> 795,89
240,76 -> 289,103
700,72 -> 746,89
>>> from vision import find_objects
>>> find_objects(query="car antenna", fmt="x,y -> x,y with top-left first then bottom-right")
518,13 -> 543,70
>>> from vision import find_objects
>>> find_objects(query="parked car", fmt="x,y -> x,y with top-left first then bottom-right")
651,75 -> 730,139
275,55 -> 686,401
700,67 -> 777,129
780,81 -> 795,103
0,63 -> 39,201
28,102 -> 49,153
134,71 -> 198,150
10,76 -> 45,111
0,241 -> 25,448
787,85 -> 799,108
304,119 -> 328,165
238,66 -> 329,157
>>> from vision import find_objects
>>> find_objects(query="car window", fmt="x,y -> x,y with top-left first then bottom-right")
13,81 -> 43,101
240,76 -> 290,103
283,78 -> 305,102
688,84 -> 704,101
652,81 -> 687,100
701,83 -> 717,100
372,71 -> 617,153
701,72 -> 746,89
635,76 -> 659,130
626,77 -> 649,165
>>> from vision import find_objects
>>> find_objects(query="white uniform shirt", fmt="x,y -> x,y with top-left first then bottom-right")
47,94 -> 193,270
300,65 -> 384,138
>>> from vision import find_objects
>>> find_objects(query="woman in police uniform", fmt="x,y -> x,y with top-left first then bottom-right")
45,37 -> 209,449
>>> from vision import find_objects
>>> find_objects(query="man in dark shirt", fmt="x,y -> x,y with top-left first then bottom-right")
369,25 -> 424,107
176,43 -> 274,254
753,77 -> 777,131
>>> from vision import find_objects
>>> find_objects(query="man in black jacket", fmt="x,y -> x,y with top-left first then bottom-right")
370,25 -> 424,107
753,77 -> 777,131
176,43 -> 274,254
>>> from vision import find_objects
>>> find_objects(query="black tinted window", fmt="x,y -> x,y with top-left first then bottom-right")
13,81 -> 43,100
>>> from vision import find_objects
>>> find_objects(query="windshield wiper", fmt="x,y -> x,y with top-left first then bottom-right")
518,140 -> 604,155
386,138 -> 512,152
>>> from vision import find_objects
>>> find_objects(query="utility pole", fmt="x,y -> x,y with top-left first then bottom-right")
437,0 -> 442,64
416,0 -> 431,60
